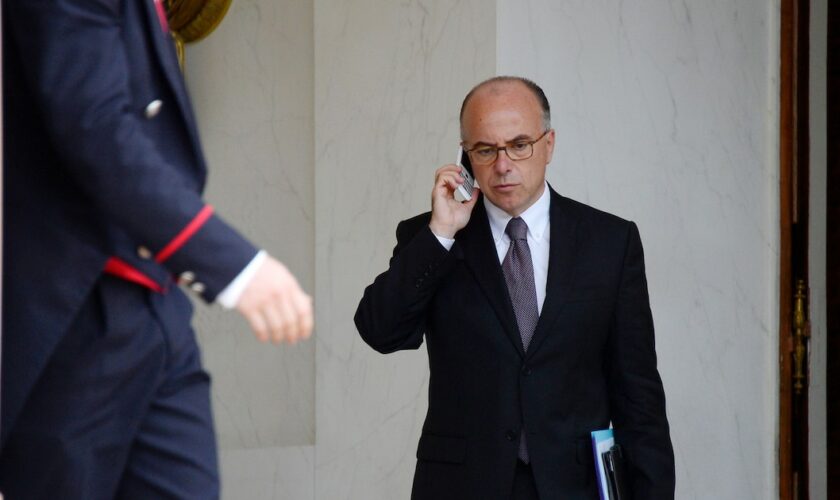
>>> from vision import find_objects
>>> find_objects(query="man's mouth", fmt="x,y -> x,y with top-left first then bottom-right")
493,183 -> 518,192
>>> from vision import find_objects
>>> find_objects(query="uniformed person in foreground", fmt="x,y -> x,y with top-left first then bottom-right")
1,0 -> 313,497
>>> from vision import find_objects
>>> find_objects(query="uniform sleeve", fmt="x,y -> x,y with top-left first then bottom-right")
6,0 -> 258,300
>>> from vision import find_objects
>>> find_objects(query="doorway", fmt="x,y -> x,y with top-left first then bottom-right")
779,0 -> 812,498
781,0 -> 838,498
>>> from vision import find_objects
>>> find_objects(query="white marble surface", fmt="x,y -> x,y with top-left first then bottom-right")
313,1 -> 495,498
220,446 -> 315,499
180,0 -> 789,497
185,0 -> 315,455
498,0 -> 780,498
809,0 -> 828,497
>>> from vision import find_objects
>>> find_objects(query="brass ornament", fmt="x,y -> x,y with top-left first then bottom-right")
792,279 -> 810,395
165,0 -> 233,68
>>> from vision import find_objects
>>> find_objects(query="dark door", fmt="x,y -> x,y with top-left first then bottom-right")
779,0 -> 812,498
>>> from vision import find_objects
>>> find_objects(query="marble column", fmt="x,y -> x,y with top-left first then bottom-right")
313,1 -> 495,498
184,0 -> 787,498
497,1 -> 781,498
186,0 -> 315,497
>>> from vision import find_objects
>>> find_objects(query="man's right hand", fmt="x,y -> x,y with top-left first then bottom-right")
236,256 -> 314,344
428,164 -> 481,238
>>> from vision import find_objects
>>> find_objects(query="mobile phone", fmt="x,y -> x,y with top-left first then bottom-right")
454,147 -> 475,202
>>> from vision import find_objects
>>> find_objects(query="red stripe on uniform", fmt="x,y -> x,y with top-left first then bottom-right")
155,205 -> 214,263
154,0 -> 169,32
104,257 -> 164,293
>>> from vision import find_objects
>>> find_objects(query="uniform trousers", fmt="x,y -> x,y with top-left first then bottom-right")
0,275 -> 218,499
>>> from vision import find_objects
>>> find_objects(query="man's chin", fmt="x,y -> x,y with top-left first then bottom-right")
486,194 -> 522,217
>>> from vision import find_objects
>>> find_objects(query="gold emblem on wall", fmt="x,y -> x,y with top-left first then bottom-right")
166,0 -> 233,68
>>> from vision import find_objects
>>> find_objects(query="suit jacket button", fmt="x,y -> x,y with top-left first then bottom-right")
506,430 -> 516,441
137,246 -> 153,259
521,366 -> 532,376
144,99 -> 163,118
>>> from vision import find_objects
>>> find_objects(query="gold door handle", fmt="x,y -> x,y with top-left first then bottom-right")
792,279 -> 810,395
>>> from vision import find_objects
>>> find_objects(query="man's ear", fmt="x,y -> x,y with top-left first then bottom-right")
544,129 -> 556,164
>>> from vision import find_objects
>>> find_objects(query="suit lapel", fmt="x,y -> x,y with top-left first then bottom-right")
140,0 -> 204,166
525,187 -> 580,359
455,199 -> 525,357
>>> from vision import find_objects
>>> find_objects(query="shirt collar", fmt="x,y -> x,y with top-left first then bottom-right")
484,181 -> 550,245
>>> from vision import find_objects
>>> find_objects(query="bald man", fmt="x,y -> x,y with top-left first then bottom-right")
356,76 -> 674,499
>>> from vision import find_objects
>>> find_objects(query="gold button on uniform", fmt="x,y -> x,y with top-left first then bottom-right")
144,99 -> 163,118
137,246 -> 153,259
179,271 -> 196,284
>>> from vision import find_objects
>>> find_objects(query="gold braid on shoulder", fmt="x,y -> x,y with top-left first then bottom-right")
165,0 -> 233,68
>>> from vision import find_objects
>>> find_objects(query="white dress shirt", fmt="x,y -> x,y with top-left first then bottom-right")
216,249 -> 267,309
434,182 -> 551,314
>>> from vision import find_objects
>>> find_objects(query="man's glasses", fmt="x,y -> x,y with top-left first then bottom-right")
464,129 -> 550,166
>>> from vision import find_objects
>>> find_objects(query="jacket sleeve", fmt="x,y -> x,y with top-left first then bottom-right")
5,0 -> 258,301
606,222 -> 676,499
354,217 -> 457,354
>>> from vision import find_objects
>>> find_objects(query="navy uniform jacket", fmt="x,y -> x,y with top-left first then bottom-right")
2,0 -> 257,446
355,188 -> 675,499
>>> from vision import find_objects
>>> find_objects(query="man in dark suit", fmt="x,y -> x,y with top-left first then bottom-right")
355,76 -> 674,499
1,0 -> 313,497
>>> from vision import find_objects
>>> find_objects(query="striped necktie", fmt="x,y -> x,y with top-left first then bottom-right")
502,217 -> 539,463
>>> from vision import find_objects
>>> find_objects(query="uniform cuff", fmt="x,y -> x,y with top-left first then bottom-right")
216,250 -> 267,309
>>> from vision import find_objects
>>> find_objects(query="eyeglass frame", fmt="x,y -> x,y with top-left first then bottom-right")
462,129 -> 551,166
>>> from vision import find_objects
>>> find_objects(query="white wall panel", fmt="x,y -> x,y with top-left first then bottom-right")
497,1 -> 781,498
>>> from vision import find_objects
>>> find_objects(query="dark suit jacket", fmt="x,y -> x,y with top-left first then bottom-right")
355,187 -> 675,499
2,0 -> 256,446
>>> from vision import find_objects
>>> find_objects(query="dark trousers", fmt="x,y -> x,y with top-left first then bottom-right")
0,276 -> 218,499
511,460 -> 540,500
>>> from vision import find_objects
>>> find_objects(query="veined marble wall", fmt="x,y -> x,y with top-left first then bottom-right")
313,1 -> 495,498
187,0 -> 495,497
185,0 -> 316,497
497,1 -> 780,499
184,0 -> 785,498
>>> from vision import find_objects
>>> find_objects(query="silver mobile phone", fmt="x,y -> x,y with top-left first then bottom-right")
454,147 -> 475,202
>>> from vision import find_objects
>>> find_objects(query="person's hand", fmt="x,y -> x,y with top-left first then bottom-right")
428,164 -> 481,238
236,256 -> 313,344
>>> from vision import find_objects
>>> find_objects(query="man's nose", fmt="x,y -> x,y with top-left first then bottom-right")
493,149 -> 514,174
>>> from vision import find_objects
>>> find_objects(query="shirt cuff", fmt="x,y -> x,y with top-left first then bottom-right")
216,249 -> 267,309
432,231 -> 455,251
